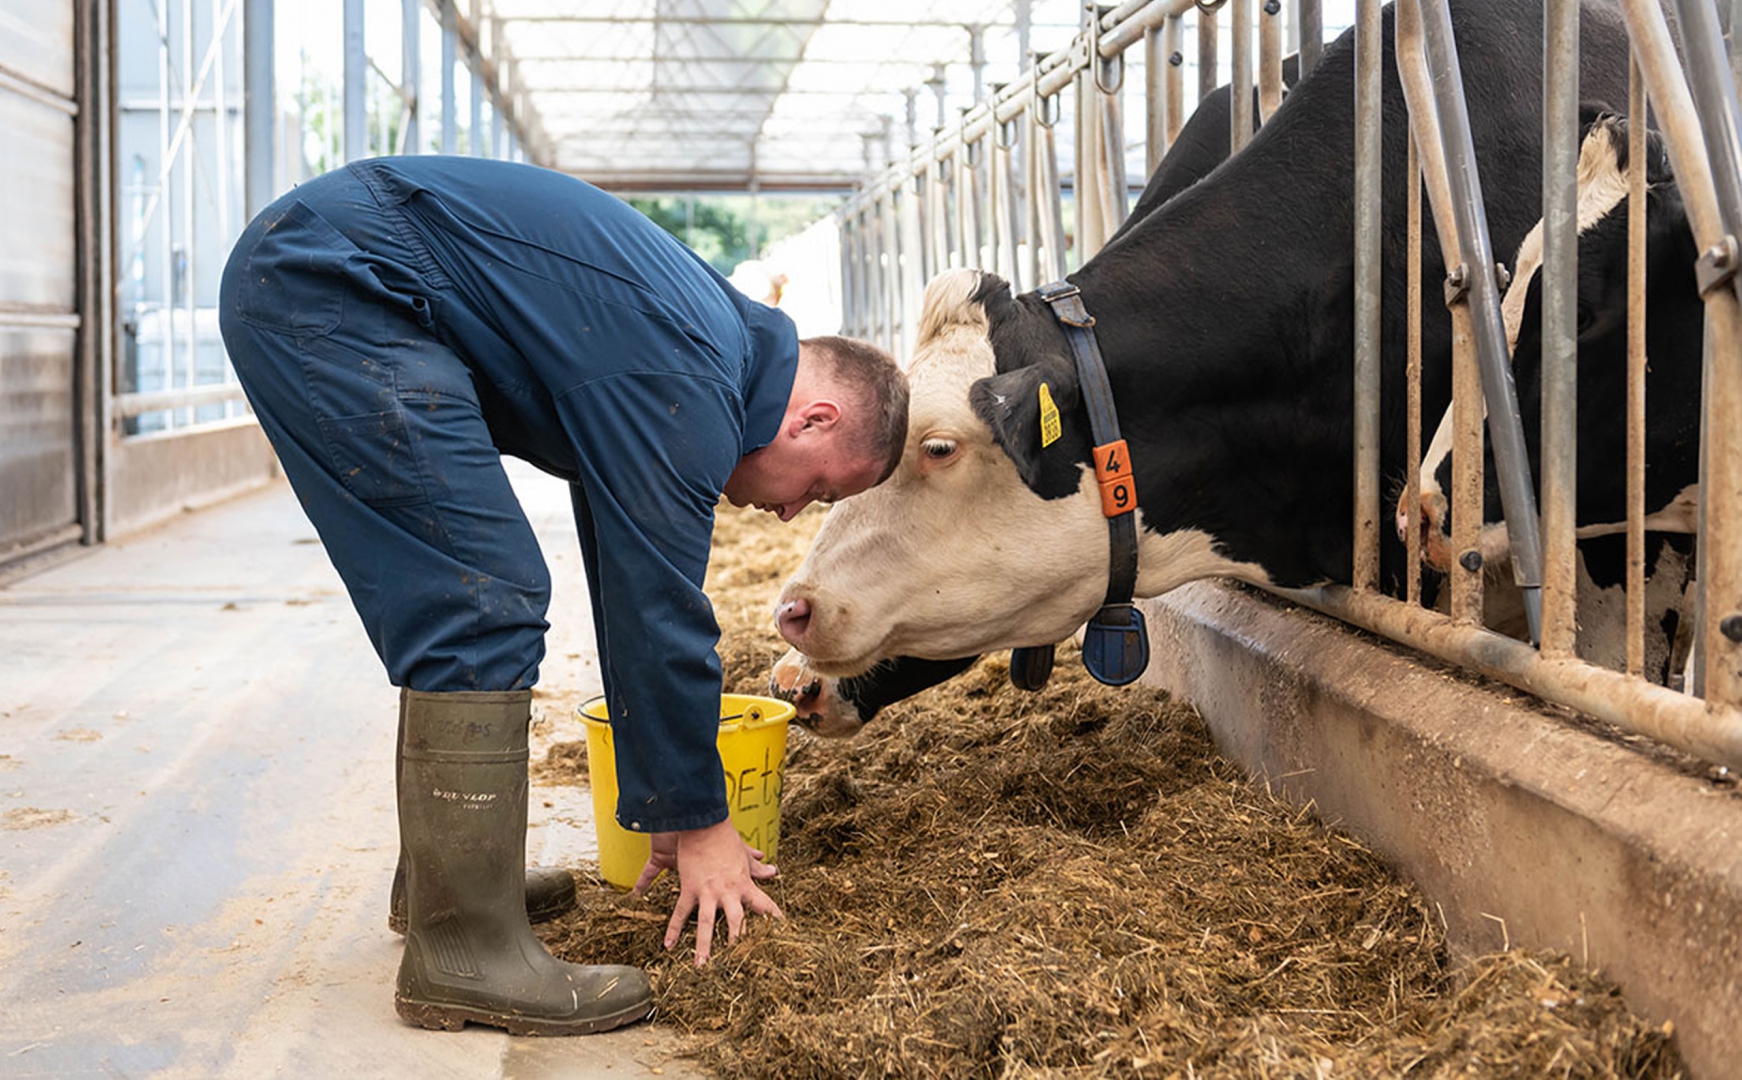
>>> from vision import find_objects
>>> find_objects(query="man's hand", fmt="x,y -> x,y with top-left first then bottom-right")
657,819 -> 782,964
630,832 -> 680,895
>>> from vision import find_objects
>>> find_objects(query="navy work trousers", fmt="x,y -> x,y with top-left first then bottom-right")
218,166 -> 550,693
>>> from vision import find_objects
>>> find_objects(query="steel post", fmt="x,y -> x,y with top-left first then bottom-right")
1353,0 -> 1383,591
1670,0 -> 1742,704
1539,0 -> 1580,656
1231,0 -> 1254,154
243,0 -> 275,218
1419,0 -> 1546,642
344,0 -> 365,161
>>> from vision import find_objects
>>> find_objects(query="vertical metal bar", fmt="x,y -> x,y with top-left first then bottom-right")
343,0 -> 365,161
838,216 -> 854,337
1231,0 -> 1254,154
964,132 -> 986,269
1407,131 -> 1424,606
883,191 -> 901,352
864,206 -> 878,340
402,0 -> 420,154
441,0 -> 457,155
1076,63 -> 1107,262
876,194 -> 890,349
244,0 -> 275,218
1626,58 -> 1648,677
1260,0 -> 1283,122
75,0 -> 110,536
1197,3 -> 1219,104
867,203 -> 883,345
182,0 -> 195,411
492,37 -> 505,159
933,155 -> 953,272
213,0 -> 231,249
1017,105 -> 1031,289
861,208 -> 876,339
982,128 -> 1000,275
903,174 -> 927,351
953,147 -> 972,268
1539,0 -> 1580,657
1301,0 -> 1323,77
469,60 -> 483,156
918,161 -> 933,281
996,134 -> 1021,284
1036,106 -> 1068,280
1164,14 -> 1184,147
1395,0 -> 1483,622
1352,0 -> 1382,592
913,172 -> 932,286
1420,0 -> 1546,642
854,214 -> 868,339
1670,0 -> 1742,704
1098,58 -> 1129,232
1734,0 -> 1742,91
1145,24 -> 1167,174
157,0 -> 174,399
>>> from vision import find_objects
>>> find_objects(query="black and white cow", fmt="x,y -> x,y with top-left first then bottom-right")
770,59 -> 1305,734
1402,114 -> 1704,682
770,0 -> 1637,727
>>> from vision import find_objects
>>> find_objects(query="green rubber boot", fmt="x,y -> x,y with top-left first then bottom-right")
387,691 -> 578,935
394,689 -> 653,1036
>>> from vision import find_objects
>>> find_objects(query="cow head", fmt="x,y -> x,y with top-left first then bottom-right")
772,269 -> 1114,676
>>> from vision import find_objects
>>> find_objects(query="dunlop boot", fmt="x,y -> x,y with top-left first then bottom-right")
387,690 -> 577,934
394,689 -> 652,1036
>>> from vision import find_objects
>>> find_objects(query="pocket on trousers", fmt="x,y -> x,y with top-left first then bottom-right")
318,409 -> 426,506
235,199 -> 353,335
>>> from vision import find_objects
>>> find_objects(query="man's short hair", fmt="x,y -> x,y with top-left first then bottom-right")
801,335 -> 909,484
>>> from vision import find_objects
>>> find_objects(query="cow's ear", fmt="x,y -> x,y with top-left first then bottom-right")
969,360 -> 1080,488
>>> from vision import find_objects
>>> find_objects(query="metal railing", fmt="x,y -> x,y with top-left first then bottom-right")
114,0 -> 538,439
834,0 -> 1742,770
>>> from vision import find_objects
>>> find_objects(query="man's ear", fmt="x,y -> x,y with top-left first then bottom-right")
968,359 -> 1080,490
792,400 -> 842,435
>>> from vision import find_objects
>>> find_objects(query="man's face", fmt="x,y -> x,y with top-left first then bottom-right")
723,427 -> 885,522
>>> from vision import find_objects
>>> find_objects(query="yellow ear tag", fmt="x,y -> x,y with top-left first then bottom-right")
1038,382 -> 1062,448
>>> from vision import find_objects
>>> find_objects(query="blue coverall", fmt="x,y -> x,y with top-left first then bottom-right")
217,157 -> 799,835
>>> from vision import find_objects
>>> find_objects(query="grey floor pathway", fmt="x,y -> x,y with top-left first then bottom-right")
0,463 -> 704,1079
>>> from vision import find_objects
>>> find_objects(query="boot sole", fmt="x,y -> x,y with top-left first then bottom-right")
394,995 -> 654,1036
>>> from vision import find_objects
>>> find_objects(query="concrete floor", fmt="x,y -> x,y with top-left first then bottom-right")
0,464 -> 705,1079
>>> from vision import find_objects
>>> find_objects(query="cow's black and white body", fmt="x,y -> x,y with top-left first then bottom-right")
773,0 -> 1639,731
1401,115 -> 1704,683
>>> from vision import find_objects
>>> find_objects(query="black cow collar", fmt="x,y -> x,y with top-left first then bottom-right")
1008,281 -> 1150,690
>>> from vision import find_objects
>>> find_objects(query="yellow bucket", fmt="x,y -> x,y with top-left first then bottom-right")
577,694 -> 795,890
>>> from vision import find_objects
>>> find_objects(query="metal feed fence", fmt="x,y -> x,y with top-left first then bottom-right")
834,0 -> 1742,771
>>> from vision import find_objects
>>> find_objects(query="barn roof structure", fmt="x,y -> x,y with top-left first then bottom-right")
490,0 -> 1085,191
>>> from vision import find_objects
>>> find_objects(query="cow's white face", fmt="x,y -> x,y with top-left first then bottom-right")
772,271 -> 1111,676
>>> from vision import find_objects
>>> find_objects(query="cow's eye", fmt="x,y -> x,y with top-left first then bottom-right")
920,438 -> 958,460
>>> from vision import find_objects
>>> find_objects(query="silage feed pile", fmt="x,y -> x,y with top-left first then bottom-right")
540,503 -> 1683,1078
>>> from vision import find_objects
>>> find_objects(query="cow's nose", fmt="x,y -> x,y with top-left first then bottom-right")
776,597 -> 813,646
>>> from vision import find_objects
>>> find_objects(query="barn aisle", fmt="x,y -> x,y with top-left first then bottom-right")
0,464 -> 701,1079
